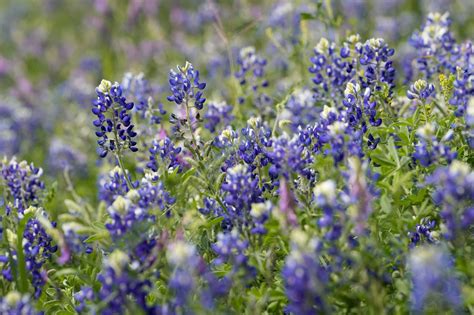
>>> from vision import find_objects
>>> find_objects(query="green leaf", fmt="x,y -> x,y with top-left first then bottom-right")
380,195 -> 393,214
371,154 -> 396,167
300,12 -> 316,20
64,199 -> 82,213
84,230 -> 110,243
52,268 -> 79,279
17,212 -> 34,293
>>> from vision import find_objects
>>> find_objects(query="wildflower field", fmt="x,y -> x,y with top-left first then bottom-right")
1,0 -> 474,314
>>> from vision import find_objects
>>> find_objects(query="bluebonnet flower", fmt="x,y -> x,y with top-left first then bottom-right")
167,61 -> 206,110
105,196 -> 149,238
409,12 -> 456,78
0,120 -> 19,157
92,80 -> 138,158
426,161 -> 474,240
166,239 -> 231,312
408,246 -> 462,313
406,79 -> 435,100
313,180 -> 347,242
147,137 -> 183,172
58,60 -> 99,106
266,2 -> 301,48
122,72 -> 167,126
313,177 -> 359,268
1,253 -> 13,282
412,123 -> 456,167
95,250 -> 157,315
0,292 -> 39,315
358,38 -> 396,92
151,102 -> 167,125
237,117 -> 272,167
198,197 -> 234,238
367,133 -> 380,150
0,98 -> 35,157
0,158 -> 57,297
212,229 -> 256,281
213,127 -> 238,149
23,209 -> 58,298
199,197 -> 224,216
121,72 -> 151,114
136,175 -> 176,212
204,101 -> 234,133
325,120 -> 352,164
300,118 -> 337,163
105,176 -> 175,238
1,157 -> 45,214
249,202 -> 272,234
265,1 -> 325,65
171,2 -> 216,34
402,54 -> 415,84
413,143 -> 432,167
73,286 -> 94,313
264,1 -> 320,73
47,138 -> 87,175
284,88 -> 318,131
300,82 -> 383,166
221,164 -> 264,232
450,56 -> 474,117
265,134 -> 315,183
166,240 -> 198,308
408,219 -> 438,248
282,229 -> 328,315
61,226 -> 93,260
235,46 -> 267,85
343,83 -> 382,128
309,36 -> 357,104
235,47 -> 272,113
1,218 -> 56,298
319,104 -> 339,123
98,167 -> 138,206
200,271 -> 232,311
409,13 -> 474,116
467,98 -> 474,147
105,196 -> 148,238
309,35 -> 395,104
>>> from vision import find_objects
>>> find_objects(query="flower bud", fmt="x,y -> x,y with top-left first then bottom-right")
97,79 -> 112,94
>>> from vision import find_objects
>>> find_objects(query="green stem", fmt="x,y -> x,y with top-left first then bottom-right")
433,101 -> 448,117
375,61 -> 395,119
272,110 -> 281,135
422,102 -> 429,122
184,95 -> 203,161
110,102 -> 133,190
3,217 -> 18,287
63,167 -> 81,202
324,0 -> 334,20
213,193 -> 227,214
17,212 -> 34,293
115,153 -> 133,190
